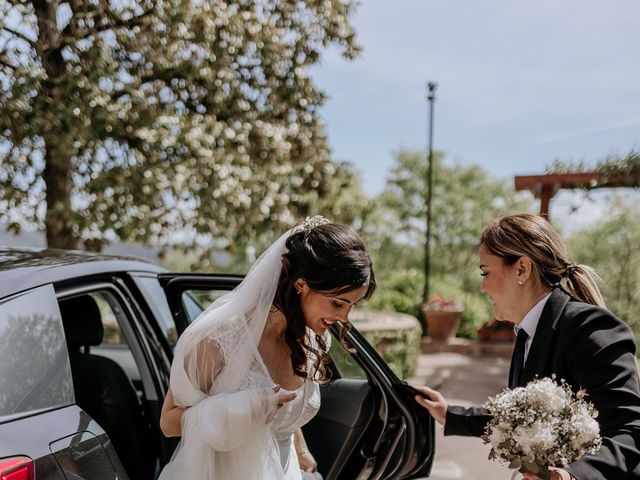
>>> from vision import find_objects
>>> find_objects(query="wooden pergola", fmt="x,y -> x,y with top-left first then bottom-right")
514,172 -> 640,217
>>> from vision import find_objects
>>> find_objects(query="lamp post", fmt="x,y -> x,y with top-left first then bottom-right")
421,81 -> 437,334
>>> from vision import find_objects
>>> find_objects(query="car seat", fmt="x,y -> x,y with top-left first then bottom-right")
59,294 -> 156,480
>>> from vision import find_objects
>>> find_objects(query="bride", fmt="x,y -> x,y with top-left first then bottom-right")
158,216 -> 376,479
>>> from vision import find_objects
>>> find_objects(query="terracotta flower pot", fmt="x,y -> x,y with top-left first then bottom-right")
476,320 -> 515,342
422,307 -> 463,341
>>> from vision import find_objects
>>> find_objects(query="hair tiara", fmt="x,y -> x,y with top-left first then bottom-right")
302,215 -> 331,233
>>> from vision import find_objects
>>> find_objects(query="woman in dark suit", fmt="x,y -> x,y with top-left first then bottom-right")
415,214 -> 640,480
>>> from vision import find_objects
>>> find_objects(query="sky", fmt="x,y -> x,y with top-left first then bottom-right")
311,0 -> 640,231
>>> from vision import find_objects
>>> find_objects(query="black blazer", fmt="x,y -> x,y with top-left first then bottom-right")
444,288 -> 640,479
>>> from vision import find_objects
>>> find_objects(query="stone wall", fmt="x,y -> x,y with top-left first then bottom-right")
350,309 -> 421,379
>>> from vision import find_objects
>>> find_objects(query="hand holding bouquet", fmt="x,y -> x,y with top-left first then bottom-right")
482,377 -> 601,480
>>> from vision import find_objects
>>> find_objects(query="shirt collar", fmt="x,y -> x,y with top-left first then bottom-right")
516,291 -> 552,338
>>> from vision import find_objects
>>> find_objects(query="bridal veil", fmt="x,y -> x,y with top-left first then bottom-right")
159,226 -> 299,479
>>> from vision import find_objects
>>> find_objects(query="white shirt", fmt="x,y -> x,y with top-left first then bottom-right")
515,291 -> 552,363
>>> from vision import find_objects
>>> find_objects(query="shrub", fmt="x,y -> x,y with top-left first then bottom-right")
368,269 -> 491,339
367,268 -> 423,319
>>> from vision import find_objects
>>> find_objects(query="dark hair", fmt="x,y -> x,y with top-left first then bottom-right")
273,223 -> 376,382
481,213 -> 605,307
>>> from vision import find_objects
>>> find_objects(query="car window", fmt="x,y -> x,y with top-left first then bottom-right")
181,289 -> 227,323
0,284 -> 74,422
95,293 -> 126,345
132,275 -> 179,347
328,335 -> 368,380
90,292 -> 142,385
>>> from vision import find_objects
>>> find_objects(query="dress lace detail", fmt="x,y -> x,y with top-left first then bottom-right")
272,380 -> 321,442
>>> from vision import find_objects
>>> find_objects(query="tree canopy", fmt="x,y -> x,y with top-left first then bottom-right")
1,0 -> 361,250
365,149 -> 532,336
568,199 -> 640,335
371,149 -> 531,280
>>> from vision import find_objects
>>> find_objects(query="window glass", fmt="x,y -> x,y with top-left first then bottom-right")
132,275 -> 178,347
89,292 -> 142,385
0,284 -> 74,421
181,290 -> 227,323
328,334 -> 368,380
95,293 -> 125,345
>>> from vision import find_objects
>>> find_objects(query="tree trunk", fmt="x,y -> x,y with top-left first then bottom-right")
33,0 -> 78,249
43,151 -> 76,249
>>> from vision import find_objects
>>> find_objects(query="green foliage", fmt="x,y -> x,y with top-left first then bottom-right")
0,0 -> 364,251
160,247 -> 248,273
371,149 -> 531,280
367,268 -> 492,339
547,149 -> 640,179
366,149 -> 530,337
567,200 -> 640,340
367,269 -> 424,319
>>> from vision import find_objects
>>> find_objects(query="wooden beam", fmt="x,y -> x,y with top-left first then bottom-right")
540,184 -> 554,217
515,172 -> 640,192
514,171 -> 640,217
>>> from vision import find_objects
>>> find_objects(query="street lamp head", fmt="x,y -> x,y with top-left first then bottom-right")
427,81 -> 438,100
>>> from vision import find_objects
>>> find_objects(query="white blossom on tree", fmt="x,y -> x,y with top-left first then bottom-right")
0,0 -> 362,250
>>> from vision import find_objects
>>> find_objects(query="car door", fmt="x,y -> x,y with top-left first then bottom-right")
0,284 -> 126,480
157,273 -> 435,479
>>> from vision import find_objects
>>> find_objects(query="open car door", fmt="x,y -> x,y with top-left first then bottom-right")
157,273 -> 435,479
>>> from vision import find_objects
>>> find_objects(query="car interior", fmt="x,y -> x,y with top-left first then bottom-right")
58,294 -> 158,480
303,376 -> 379,479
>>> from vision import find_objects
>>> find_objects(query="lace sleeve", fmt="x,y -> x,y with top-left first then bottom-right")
175,333 -> 279,451
184,337 -> 225,395
171,336 -> 226,407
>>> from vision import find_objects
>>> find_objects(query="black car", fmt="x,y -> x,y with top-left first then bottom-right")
0,248 -> 435,480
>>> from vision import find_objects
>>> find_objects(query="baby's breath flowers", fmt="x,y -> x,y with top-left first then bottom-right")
482,377 -> 601,480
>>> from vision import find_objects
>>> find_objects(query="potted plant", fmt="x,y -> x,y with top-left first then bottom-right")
421,295 -> 464,341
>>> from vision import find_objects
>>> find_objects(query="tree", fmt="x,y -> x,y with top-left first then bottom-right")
0,0 -> 360,250
366,149 -> 531,336
568,199 -> 640,337
372,149 -> 530,281
160,161 -> 374,272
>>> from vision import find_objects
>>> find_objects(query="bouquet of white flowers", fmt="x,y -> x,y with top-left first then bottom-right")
482,377 -> 601,480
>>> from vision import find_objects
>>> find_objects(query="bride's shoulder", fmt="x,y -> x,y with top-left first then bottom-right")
202,315 -> 245,348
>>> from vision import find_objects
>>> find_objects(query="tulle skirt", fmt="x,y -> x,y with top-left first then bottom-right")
159,429 -> 302,479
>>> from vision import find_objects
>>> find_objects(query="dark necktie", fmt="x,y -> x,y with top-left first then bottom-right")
509,328 -> 528,389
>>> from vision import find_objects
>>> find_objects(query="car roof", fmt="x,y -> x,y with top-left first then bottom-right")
0,247 -> 166,299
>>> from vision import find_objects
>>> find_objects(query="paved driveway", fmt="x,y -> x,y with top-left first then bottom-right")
408,352 -> 516,480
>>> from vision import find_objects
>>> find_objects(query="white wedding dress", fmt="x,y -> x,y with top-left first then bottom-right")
158,226 -> 328,480
158,326 -> 327,480
269,362 -> 322,476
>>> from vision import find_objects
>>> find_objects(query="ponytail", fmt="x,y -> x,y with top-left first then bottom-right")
482,214 -> 606,308
562,263 -> 606,308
